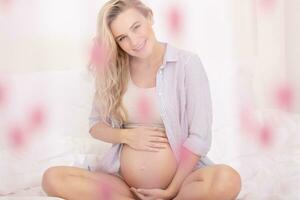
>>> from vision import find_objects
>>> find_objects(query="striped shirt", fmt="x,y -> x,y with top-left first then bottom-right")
89,42 -> 214,174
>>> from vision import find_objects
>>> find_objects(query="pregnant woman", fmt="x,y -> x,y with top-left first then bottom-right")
42,0 -> 241,199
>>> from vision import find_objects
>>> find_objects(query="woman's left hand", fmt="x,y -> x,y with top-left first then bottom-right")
130,187 -> 175,200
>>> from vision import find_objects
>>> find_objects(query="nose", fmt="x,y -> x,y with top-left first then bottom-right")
129,34 -> 140,49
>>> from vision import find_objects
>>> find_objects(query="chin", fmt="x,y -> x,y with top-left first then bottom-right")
131,40 -> 154,59
134,49 -> 153,59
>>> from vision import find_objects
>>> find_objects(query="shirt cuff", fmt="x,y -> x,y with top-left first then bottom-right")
182,133 -> 211,157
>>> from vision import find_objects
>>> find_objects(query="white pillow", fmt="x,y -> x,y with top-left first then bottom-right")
0,68 -> 111,195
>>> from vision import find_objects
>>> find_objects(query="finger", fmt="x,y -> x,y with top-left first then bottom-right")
131,187 -> 148,200
149,137 -> 169,143
147,143 -> 167,149
138,192 -> 156,200
137,189 -> 155,196
150,133 -> 167,138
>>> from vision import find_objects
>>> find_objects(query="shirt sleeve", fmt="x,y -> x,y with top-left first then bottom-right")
88,93 -> 110,133
182,54 -> 213,158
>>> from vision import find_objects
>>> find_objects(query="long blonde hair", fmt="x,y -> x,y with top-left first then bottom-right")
89,0 -> 153,125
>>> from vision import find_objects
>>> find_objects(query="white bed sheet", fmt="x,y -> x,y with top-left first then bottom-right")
1,69 -> 300,200
0,186 -> 63,200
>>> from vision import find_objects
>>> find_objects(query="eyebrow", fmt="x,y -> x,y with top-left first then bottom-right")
115,21 -> 140,40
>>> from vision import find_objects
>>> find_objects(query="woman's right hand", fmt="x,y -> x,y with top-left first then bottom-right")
122,127 -> 169,152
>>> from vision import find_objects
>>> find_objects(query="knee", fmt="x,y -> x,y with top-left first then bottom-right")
212,164 -> 241,200
42,166 -> 64,196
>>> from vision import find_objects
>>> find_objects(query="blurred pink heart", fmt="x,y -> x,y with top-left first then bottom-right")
99,181 -> 113,200
89,38 -> 108,73
259,0 -> 277,12
179,145 -> 190,164
167,5 -> 183,35
8,125 -> 26,149
28,104 -> 46,132
274,82 -> 294,111
259,122 -> 273,147
0,82 -> 7,107
239,106 -> 259,135
137,94 -> 152,124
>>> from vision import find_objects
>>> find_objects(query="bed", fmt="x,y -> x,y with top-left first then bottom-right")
1,68 -> 299,200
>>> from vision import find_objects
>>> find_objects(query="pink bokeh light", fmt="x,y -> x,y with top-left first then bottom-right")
137,94 -> 152,124
239,106 -> 259,135
259,0 -> 277,13
89,37 -> 108,73
8,125 -> 26,150
178,145 -> 189,164
273,82 -> 294,112
167,5 -> 183,35
0,0 -> 15,14
239,105 -> 274,147
259,122 -> 273,147
0,81 -> 8,107
6,102 -> 47,150
99,181 -> 113,200
0,0 -> 13,8
27,104 -> 46,132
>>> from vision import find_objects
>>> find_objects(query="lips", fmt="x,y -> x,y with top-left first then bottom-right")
133,40 -> 146,51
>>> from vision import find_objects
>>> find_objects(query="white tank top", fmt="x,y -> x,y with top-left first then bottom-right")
122,74 -> 165,131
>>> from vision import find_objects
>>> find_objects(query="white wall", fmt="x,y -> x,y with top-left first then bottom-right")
0,0 -> 239,161
0,0 -> 235,76
286,0 -> 300,112
231,0 -> 300,113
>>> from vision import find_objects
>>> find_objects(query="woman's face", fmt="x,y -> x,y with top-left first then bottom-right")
110,8 -> 156,59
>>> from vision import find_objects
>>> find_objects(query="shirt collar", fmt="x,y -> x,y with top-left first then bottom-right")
160,42 -> 178,69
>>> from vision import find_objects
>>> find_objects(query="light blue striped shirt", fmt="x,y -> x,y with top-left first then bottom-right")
89,43 -> 214,174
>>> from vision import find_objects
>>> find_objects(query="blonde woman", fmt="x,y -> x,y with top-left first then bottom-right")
42,0 -> 241,199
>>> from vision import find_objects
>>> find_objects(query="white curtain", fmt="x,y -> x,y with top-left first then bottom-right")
232,0 -> 300,113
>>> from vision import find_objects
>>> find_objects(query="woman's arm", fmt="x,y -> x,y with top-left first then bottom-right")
90,122 -> 128,144
167,54 -> 212,197
182,53 -> 213,157
88,92 -> 129,144
166,147 -> 200,198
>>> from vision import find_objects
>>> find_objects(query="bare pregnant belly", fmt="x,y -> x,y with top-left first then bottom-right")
120,143 -> 177,189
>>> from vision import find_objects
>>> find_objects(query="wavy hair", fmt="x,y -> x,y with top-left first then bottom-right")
88,0 -> 153,125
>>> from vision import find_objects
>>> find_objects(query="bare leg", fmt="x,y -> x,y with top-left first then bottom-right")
42,166 -> 135,200
173,164 -> 241,200
173,181 -> 211,200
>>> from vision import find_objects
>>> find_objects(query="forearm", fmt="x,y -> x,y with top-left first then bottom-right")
89,122 -> 128,144
167,147 -> 200,198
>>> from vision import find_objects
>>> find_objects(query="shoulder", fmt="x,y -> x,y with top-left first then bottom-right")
170,44 -> 201,66
170,46 -> 207,82
165,43 -> 204,78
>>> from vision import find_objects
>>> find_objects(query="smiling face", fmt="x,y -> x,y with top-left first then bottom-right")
110,8 -> 156,59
